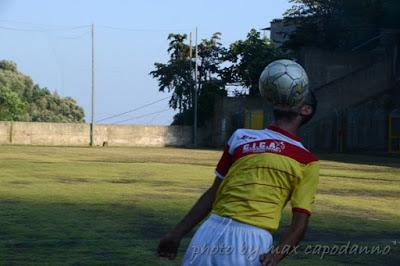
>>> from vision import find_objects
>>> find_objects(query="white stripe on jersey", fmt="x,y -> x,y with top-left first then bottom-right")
227,128 -> 307,155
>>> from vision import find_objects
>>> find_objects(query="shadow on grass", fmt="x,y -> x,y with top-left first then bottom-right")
0,200 -> 184,266
317,153 -> 400,169
275,210 -> 400,266
317,187 -> 400,197
0,199 -> 398,266
319,173 -> 400,183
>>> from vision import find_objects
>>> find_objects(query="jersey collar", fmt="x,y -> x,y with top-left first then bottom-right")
267,125 -> 301,142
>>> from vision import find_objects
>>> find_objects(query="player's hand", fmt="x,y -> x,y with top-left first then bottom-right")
260,253 -> 278,266
157,232 -> 181,260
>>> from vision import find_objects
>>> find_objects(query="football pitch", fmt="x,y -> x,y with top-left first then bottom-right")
0,145 -> 399,266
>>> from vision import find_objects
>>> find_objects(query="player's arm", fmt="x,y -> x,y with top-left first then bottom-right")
157,131 -> 237,260
260,212 -> 309,266
261,161 -> 319,265
157,177 -> 222,259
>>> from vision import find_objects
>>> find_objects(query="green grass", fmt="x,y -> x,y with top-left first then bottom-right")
0,145 -> 399,265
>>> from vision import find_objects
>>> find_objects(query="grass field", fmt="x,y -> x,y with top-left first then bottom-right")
0,145 -> 399,265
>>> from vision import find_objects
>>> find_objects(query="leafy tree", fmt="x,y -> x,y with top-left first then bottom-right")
0,60 -> 17,72
222,29 -> 283,96
151,30 -> 284,125
382,0 -> 400,28
284,0 -> 386,50
151,33 -> 193,112
0,85 -> 25,121
150,33 -> 227,126
0,60 -> 85,122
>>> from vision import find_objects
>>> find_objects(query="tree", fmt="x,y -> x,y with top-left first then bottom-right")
151,30 -> 284,125
222,29 -> 283,96
0,60 -> 17,72
0,85 -> 25,121
151,33 -> 193,113
382,0 -> 400,28
284,0 -> 386,50
0,60 -> 85,122
150,33 -> 227,126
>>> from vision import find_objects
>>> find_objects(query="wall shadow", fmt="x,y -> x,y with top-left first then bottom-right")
0,199 -> 398,266
317,152 -> 400,169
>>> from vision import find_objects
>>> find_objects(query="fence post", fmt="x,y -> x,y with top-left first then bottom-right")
9,122 -> 13,144
388,115 -> 392,153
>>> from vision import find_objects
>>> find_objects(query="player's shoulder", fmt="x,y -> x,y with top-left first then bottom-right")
264,126 -> 319,164
226,128 -> 265,152
295,142 -> 319,164
305,152 -> 319,164
229,128 -> 319,164
229,128 -> 267,143
231,128 -> 265,138
290,142 -> 319,165
284,144 -> 319,165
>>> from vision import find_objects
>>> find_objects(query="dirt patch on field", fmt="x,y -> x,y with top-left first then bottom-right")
109,178 -> 139,184
106,178 -> 176,187
318,188 -> 400,198
8,180 -> 33,185
320,174 -> 399,183
54,176 -> 90,183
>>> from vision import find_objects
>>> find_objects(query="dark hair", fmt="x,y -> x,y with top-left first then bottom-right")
273,90 -> 318,125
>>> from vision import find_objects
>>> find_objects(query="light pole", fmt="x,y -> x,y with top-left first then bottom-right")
90,23 -> 96,146
193,27 -> 198,147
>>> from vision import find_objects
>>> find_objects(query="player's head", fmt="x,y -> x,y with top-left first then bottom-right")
273,90 -> 317,127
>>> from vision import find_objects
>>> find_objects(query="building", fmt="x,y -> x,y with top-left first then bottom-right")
210,28 -> 400,153
262,19 -> 297,47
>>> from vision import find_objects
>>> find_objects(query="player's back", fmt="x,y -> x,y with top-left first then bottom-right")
212,126 -> 319,233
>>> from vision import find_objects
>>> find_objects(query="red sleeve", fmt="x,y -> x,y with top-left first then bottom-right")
292,208 -> 311,216
215,145 -> 233,179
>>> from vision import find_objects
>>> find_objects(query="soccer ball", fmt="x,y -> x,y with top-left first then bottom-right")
259,59 -> 309,109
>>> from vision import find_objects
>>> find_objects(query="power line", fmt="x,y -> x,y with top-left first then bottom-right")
0,22 -> 192,34
98,25 -> 192,32
96,96 -> 170,123
0,25 -> 90,32
148,110 -> 165,124
54,31 -> 91,40
114,108 -> 170,124
0,20 -> 180,126
0,19 -> 87,28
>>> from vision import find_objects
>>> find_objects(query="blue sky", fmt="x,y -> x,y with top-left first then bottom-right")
0,0 -> 291,125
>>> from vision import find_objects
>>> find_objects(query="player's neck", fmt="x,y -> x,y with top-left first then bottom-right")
272,121 -> 300,138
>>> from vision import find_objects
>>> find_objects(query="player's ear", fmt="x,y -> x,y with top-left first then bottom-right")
299,104 -> 313,116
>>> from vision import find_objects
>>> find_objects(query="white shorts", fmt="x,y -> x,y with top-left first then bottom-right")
182,214 -> 273,266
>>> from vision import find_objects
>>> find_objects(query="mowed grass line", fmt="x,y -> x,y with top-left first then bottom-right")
0,145 -> 399,265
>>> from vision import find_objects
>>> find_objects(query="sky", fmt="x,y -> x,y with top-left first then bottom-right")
0,0 -> 291,125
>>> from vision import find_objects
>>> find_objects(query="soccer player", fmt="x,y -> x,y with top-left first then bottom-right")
157,91 -> 319,266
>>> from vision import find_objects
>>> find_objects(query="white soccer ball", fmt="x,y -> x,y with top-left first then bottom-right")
259,59 -> 309,108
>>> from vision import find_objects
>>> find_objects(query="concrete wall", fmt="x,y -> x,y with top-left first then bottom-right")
211,49 -> 398,152
300,90 -> 397,153
0,121 -> 11,144
300,55 -> 397,152
10,122 -> 90,146
311,60 -> 391,123
298,47 -> 384,89
0,122 -> 195,147
94,124 -> 193,147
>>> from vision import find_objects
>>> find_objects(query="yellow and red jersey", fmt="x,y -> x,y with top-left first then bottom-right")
212,125 -> 319,233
